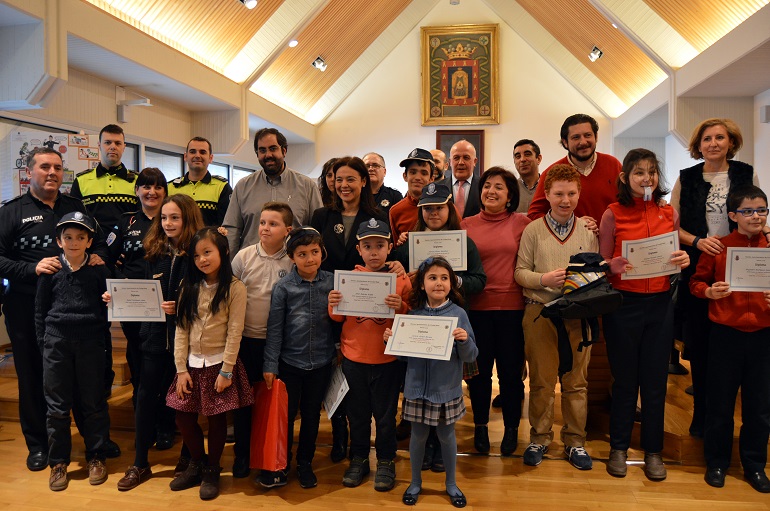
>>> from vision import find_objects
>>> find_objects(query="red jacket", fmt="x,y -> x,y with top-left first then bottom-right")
689,230 -> 770,332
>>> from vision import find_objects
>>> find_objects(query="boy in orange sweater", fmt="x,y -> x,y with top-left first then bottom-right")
689,185 -> 770,493
328,218 -> 411,492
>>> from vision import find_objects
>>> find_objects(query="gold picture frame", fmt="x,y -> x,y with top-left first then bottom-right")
421,24 -> 499,126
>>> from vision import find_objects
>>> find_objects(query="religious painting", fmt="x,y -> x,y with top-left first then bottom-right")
421,24 -> 499,126
436,130 -> 484,178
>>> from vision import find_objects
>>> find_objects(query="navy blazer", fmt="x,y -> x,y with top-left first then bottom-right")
439,174 -> 481,219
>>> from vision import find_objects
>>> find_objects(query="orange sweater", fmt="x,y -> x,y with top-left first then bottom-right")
328,265 -> 412,364
689,230 -> 770,332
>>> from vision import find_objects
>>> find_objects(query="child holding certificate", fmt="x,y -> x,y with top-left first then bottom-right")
599,149 -> 689,480
263,227 -> 336,489
327,218 -> 411,491
689,185 -> 770,493
35,212 -> 111,491
384,256 -> 477,508
167,227 -> 251,500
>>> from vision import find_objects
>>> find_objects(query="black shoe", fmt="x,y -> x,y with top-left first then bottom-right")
668,362 -> 689,375
26,451 -> 48,472
297,463 -> 317,489
448,489 -> 467,508
685,385 -> 694,396
232,456 -> 250,479
102,439 -> 121,459
396,419 -> 411,441
402,488 -> 420,505
155,431 -> 174,451
474,425 -> 490,454
745,471 -> 770,493
330,418 -> 348,463
705,467 -> 726,488
500,427 -> 518,456
170,459 -> 202,491
491,394 -> 502,408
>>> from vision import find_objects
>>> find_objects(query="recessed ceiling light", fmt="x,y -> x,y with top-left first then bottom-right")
288,40 -> 298,48
611,23 -> 618,29
588,46 -> 603,62
312,56 -> 327,72
242,0 -> 257,9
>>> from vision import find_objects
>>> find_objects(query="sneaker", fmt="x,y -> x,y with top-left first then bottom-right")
199,465 -> 222,500
259,468 -> 288,489
49,463 -> 68,491
170,459 -> 202,491
342,456 -> 370,487
87,458 -> 108,485
606,449 -> 627,477
643,453 -> 667,481
522,443 -> 548,466
297,463 -> 317,489
117,465 -> 152,491
565,446 -> 593,470
374,459 -> 396,492
174,456 -> 190,477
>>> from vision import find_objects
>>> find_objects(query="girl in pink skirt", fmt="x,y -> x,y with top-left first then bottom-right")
166,227 -> 253,500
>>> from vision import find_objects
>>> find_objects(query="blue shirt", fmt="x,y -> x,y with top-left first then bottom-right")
264,267 -> 335,373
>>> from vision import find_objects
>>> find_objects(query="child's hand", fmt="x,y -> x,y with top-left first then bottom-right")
263,372 -> 276,390
88,254 -> 106,266
384,293 -> 402,310
383,328 -> 393,344
610,256 -> 631,275
706,281 -> 731,300
176,372 -> 193,399
161,300 -> 176,315
328,290 -> 343,307
541,269 -> 567,288
386,260 -> 406,277
396,232 -> 408,247
452,327 -> 468,342
102,291 -> 112,304
215,374 -> 232,393
764,290 -> 770,307
670,250 -> 690,269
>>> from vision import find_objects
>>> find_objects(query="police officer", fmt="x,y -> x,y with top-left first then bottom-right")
169,136 -> 231,227
363,152 -> 403,219
70,124 -> 139,233
0,148 -> 117,471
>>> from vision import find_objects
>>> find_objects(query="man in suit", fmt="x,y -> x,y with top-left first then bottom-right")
443,140 -> 481,218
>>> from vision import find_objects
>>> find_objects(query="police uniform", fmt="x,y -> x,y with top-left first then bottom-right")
70,163 -> 139,232
169,171 -> 232,227
0,191 -> 105,457
373,185 -> 403,219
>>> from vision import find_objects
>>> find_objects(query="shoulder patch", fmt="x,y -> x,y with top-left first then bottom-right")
171,177 -> 185,186
75,168 -> 94,177
212,174 -> 228,182
126,170 -> 138,183
2,195 -> 23,206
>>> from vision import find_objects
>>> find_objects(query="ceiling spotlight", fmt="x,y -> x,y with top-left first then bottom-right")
288,39 -> 298,48
241,0 -> 257,9
588,46 -> 603,62
312,56 -> 327,72
450,0 -> 460,4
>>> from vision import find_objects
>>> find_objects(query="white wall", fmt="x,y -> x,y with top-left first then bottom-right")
754,88 -> 770,187
314,0 -> 608,194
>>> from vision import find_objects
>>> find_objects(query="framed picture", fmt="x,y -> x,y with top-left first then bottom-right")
436,129 -> 484,178
421,24 -> 499,126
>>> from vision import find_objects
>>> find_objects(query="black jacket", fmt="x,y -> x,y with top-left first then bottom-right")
311,207 -> 388,272
139,251 -> 188,354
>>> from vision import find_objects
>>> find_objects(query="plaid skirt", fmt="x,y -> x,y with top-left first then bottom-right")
166,358 -> 254,416
402,396 -> 465,426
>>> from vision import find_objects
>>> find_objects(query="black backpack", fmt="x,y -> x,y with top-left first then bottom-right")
537,253 -> 622,376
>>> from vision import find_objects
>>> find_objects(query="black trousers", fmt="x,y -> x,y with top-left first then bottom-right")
279,360 -> 332,465
342,358 -> 402,461
133,351 -> 176,467
467,310 -> 525,428
704,324 -> 770,472
233,337 -> 265,461
604,291 -> 670,453
4,292 -> 48,454
43,334 -> 109,465
120,321 -> 143,410
679,273 -> 712,431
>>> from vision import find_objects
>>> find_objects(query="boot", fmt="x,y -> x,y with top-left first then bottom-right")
330,413 -> 348,463
169,458 -> 202,491
199,465 -> 222,500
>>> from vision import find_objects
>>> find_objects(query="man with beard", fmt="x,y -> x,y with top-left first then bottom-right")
222,127 -> 322,257
430,149 -> 449,181
513,139 -> 543,214
527,114 -> 621,226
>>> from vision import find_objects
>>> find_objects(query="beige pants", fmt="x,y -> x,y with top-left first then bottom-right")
523,303 -> 591,448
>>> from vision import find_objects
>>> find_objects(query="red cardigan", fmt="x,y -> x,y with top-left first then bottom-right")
689,230 -> 770,332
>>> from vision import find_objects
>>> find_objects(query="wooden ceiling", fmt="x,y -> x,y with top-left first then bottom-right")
81,0 -> 768,123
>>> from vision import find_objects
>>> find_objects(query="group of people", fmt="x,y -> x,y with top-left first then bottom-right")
0,113 -> 768,506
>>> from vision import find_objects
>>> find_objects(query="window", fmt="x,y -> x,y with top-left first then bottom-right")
145,147 -> 183,180
209,161 -> 229,181
232,166 -> 254,186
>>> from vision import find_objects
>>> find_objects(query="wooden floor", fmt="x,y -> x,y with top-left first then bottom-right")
0,361 -> 768,510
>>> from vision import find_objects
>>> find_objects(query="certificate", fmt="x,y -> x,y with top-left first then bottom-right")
408,230 -> 467,272
324,365 -> 349,418
621,231 -> 680,280
384,314 -> 458,361
333,270 -> 396,318
106,279 -> 165,322
725,247 -> 770,292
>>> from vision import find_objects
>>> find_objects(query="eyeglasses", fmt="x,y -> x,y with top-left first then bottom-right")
365,163 -> 383,170
734,208 -> 769,217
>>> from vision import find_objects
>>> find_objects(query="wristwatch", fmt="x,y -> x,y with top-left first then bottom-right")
219,369 -> 233,380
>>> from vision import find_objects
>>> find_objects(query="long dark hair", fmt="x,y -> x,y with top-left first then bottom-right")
617,148 -> 669,206
409,256 -> 464,309
176,227 -> 234,330
317,157 -> 337,207
331,156 -> 381,217
414,202 -> 462,231
143,195 -> 203,262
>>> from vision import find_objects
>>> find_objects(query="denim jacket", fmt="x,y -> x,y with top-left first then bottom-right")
264,267 -> 335,374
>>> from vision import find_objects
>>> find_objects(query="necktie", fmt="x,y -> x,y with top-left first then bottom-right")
456,180 -> 466,217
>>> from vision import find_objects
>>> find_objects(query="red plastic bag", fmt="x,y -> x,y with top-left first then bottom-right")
250,379 -> 288,471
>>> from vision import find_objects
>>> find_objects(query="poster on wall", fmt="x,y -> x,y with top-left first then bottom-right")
9,129 -> 99,196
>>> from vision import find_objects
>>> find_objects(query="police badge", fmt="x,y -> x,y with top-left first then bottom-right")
334,224 -> 344,234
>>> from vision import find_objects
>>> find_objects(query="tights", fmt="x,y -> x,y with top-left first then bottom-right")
176,411 -> 227,467
408,422 -> 461,497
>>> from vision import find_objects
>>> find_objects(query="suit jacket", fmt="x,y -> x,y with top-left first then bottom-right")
440,174 -> 481,219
